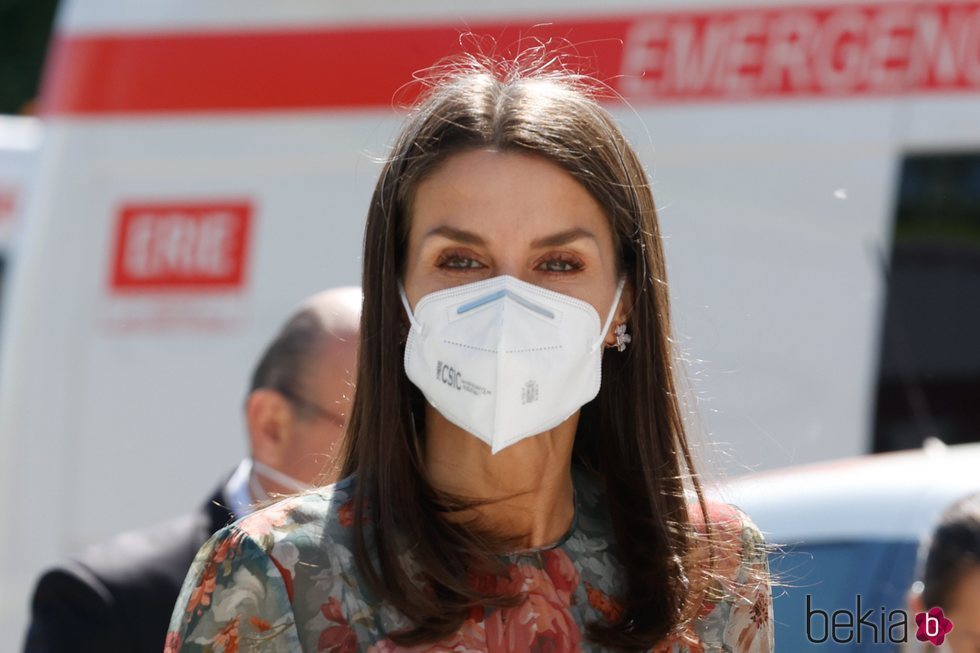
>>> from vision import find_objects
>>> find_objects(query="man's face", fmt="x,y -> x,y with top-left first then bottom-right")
280,338 -> 357,486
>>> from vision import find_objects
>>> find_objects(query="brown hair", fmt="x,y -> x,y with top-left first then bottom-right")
341,51 -> 720,651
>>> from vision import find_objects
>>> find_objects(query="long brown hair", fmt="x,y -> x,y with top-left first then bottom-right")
341,52 -> 718,651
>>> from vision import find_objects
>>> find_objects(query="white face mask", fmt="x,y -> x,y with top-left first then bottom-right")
250,458 -> 313,494
399,274 -> 626,454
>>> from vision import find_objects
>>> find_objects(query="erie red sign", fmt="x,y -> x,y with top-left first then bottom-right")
110,202 -> 251,291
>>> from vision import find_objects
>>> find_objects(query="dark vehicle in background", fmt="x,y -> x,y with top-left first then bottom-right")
720,442 -> 980,651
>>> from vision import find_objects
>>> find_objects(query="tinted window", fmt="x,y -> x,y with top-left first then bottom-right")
769,540 -> 918,650
873,153 -> 980,452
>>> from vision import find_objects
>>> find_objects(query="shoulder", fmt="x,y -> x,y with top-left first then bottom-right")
686,501 -> 769,601
27,509 -> 212,651
34,509 -> 209,603
686,501 -> 774,653
230,473 -> 359,554
188,474 -> 364,605
689,501 -> 768,566
166,476 -> 364,652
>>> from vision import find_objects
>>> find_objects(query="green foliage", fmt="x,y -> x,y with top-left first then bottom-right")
0,0 -> 60,114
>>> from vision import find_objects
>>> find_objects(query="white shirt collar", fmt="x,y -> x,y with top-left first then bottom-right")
222,457 -> 260,520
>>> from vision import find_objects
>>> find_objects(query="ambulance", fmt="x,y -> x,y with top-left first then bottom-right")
2,0 -> 979,646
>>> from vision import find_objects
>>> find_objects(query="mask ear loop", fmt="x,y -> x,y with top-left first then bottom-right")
592,275 -> 628,353
398,282 -> 422,331
250,458 -> 314,493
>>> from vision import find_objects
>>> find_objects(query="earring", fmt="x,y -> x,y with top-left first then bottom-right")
614,323 -> 631,352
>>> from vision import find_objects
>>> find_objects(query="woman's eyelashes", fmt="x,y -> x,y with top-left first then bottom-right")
536,254 -> 585,275
434,251 -> 485,272
433,250 -> 585,276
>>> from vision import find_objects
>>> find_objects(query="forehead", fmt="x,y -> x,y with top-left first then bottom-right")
408,148 -> 613,244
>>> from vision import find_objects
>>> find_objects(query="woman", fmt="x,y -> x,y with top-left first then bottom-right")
167,55 -> 774,652
909,492 -> 980,652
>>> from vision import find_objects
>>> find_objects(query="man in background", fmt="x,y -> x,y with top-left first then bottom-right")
23,286 -> 361,653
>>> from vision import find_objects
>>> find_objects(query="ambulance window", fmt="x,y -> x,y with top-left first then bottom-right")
872,153 -> 980,452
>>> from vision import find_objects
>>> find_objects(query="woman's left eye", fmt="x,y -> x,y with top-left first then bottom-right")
538,257 -> 582,273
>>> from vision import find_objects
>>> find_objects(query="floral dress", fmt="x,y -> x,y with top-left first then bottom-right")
166,466 -> 773,652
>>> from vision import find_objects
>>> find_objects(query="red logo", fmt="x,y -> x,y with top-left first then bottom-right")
110,202 -> 252,292
0,187 -> 17,222
915,607 -> 954,646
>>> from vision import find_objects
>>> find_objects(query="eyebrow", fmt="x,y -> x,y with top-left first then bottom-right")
422,225 -> 597,248
530,227 -> 597,248
422,225 -> 485,246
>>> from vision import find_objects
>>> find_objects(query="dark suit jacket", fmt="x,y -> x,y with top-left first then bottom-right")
23,484 -> 235,653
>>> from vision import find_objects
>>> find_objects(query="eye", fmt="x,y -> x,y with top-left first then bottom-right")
436,251 -> 485,271
537,254 -> 584,274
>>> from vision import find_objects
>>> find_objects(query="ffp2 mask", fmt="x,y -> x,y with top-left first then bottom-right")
399,274 -> 626,453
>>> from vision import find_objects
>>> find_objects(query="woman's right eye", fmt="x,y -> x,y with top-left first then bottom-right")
437,253 -> 483,270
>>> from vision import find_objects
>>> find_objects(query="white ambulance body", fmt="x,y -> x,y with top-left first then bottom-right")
2,0 -> 980,645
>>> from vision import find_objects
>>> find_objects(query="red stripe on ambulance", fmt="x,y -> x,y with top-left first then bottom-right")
110,202 -> 252,292
42,2 -> 980,115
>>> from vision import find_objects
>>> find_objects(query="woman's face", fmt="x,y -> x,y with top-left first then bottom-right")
402,148 -> 625,334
